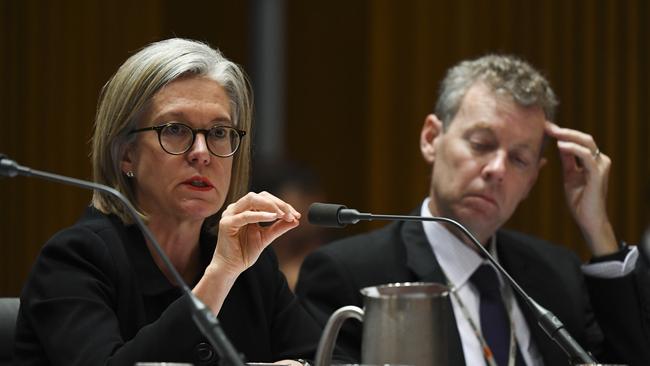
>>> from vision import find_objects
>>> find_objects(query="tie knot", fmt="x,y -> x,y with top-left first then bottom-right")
470,264 -> 502,297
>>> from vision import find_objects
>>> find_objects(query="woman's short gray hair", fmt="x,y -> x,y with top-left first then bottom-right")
434,54 -> 558,129
91,38 -> 252,231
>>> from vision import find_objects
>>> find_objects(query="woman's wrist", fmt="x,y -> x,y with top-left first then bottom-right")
193,263 -> 240,314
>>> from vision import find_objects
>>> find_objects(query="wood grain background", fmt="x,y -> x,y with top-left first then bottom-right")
1,0 -> 648,296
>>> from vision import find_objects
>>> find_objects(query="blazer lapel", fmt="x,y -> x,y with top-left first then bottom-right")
496,231 -> 567,365
402,219 -> 445,283
400,219 -> 467,366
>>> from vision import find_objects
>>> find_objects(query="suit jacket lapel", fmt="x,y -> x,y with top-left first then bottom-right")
402,219 -> 445,283
496,231 -> 567,365
400,219 -> 467,366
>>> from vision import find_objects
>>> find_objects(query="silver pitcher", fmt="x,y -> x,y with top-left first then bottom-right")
314,282 -> 451,366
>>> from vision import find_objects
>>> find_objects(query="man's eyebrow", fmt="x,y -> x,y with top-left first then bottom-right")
466,123 -> 539,154
465,123 -> 497,137
508,135 -> 543,158
512,142 -> 537,153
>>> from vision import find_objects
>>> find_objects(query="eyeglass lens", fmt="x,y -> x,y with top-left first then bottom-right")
159,123 -> 240,157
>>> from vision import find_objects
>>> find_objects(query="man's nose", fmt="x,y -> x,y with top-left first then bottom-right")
482,151 -> 507,181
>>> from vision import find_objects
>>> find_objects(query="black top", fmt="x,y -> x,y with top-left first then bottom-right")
295,218 -> 650,366
14,207 -> 322,366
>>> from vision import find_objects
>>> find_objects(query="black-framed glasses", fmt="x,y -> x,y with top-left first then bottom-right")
129,122 -> 246,157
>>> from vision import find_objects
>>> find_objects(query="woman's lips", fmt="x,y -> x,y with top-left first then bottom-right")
182,176 -> 214,191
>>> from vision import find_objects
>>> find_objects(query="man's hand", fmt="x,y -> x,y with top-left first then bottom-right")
545,122 -> 618,256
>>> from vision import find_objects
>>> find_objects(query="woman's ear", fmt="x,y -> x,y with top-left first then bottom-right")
420,114 -> 443,164
120,144 -> 135,176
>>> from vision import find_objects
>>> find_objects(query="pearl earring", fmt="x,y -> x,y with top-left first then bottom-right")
126,171 -> 135,178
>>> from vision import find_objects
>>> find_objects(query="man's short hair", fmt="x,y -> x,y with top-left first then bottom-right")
434,54 -> 558,129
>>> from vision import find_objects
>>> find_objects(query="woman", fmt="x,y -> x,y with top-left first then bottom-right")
14,38 -> 321,366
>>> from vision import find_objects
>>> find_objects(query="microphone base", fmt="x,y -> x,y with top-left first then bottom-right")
188,295 -> 246,366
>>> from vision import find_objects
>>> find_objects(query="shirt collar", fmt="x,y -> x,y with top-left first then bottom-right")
420,198 -> 499,290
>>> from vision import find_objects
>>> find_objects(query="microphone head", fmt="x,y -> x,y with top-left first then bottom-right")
308,202 -> 348,228
0,153 -> 18,178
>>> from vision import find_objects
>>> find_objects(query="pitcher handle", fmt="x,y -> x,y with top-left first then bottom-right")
314,306 -> 364,366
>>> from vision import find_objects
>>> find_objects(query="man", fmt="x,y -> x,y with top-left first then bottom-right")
295,55 -> 650,366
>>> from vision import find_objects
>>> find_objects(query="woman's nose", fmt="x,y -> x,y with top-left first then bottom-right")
187,133 -> 211,164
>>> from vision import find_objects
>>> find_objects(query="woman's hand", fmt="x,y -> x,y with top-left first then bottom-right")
193,191 -> 300,314
213,191 -> 301,276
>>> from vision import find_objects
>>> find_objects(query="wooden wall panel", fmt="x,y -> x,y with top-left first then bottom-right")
284,0 -> 370,230
2,0 -> 648,296
0,1 -> 164,296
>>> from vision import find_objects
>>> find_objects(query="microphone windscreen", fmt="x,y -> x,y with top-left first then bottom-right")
0,154 -> 14,178
308,202 -> 347,227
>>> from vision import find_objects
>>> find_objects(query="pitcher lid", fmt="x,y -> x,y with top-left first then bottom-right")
360,282 -> 449,298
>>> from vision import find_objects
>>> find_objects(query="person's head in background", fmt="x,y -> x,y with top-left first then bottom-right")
420,54 -> 558,244
91,38 -> 252,232
252,159 -> 329,289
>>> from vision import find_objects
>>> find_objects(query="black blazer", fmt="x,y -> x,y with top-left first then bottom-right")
295,218 -> 650,366
14,208 -> 322,366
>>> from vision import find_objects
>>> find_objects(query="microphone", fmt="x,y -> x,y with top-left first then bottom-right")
308,202 -> 598,365
1,154 -> 246,366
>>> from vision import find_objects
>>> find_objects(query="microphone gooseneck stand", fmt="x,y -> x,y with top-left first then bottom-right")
308,202 -> 597,365
0,155 -> 246,366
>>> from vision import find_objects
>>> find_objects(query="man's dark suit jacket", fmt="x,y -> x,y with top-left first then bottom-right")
295,218 -> 650,366
14,208 -> 322,366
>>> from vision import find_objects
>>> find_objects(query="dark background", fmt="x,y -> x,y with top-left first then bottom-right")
1,0 -> 649,296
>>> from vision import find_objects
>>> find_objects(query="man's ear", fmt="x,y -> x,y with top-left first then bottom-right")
420,114 -> 444,164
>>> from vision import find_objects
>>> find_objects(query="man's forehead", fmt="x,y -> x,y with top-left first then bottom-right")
456,85 -> 544,126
